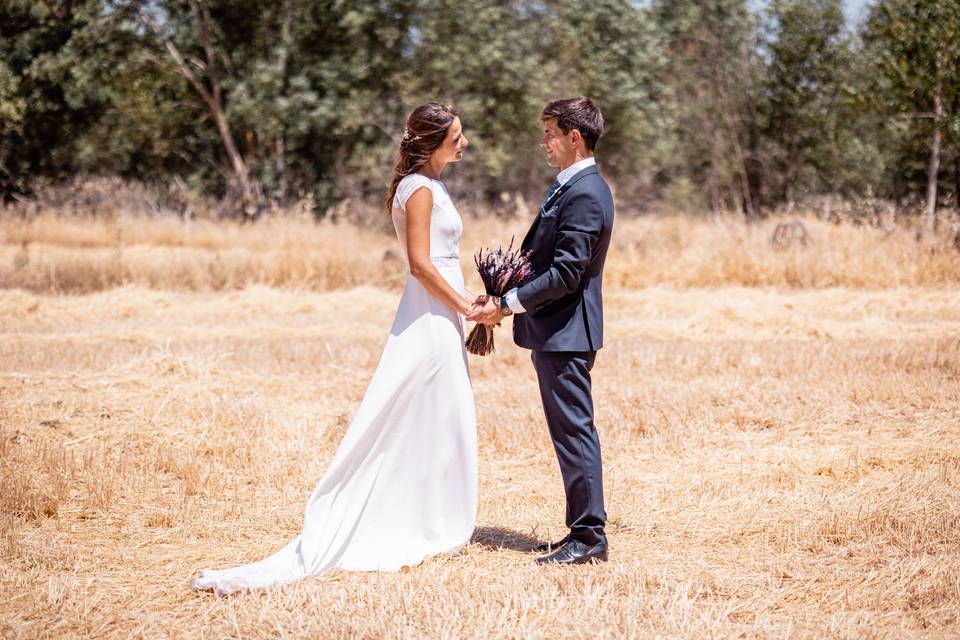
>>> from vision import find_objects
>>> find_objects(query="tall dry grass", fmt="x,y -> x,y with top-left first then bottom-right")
1,208 -> 959,638
2,208 -> 959,292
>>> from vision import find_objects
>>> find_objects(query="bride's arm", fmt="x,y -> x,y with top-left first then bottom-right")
404,187 -> 480,318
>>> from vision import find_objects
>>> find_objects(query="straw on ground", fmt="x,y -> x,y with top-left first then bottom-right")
1,211 -> 959,638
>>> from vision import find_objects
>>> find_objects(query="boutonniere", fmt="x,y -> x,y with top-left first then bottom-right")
540,204 -> 559,218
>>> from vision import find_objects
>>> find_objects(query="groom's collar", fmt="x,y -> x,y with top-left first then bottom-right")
556,157 -> 596,187
539,162 -> 598,216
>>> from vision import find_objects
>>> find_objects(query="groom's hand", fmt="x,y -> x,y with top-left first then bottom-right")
474,297 -> 503,325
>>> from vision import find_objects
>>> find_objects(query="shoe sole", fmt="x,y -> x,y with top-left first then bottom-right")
534,552 -> 608,566
575,553 -> 608,565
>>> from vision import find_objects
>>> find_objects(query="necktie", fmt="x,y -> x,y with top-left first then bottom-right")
541,179 -> 561,213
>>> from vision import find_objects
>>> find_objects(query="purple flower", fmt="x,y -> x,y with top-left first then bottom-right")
474,236 -> 534,297
466,237 -> 536,356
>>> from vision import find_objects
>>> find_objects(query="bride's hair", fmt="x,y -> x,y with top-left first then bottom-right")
386,101 -> 459,216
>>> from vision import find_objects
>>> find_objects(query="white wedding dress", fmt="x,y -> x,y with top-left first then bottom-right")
191,173 -> 478,595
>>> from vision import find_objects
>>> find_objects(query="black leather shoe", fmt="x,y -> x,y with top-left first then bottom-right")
534,535 -> 570,553
535,540 -> 608,565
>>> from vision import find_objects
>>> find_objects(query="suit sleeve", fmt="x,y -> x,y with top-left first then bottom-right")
515,191 -> 604,313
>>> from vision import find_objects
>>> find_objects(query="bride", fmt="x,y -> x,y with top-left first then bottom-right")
192,101 -> 486,595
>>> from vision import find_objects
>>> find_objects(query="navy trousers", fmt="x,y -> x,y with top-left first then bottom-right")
532,350 -> 607,546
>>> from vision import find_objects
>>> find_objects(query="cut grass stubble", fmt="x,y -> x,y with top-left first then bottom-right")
1,210 -> 959,638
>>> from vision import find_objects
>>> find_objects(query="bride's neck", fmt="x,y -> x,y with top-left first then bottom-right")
421,158 -> 445,180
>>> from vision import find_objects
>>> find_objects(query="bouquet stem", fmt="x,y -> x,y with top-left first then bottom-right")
465,323 -> 495,355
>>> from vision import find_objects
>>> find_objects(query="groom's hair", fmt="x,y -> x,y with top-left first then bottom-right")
540,97 -> 604,151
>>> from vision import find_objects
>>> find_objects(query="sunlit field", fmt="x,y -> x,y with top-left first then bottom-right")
2,211 -> 959,638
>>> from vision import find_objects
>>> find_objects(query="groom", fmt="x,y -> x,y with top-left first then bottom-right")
477,96 -> 614,565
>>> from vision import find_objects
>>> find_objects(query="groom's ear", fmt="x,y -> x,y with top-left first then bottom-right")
569,129 -> 583,148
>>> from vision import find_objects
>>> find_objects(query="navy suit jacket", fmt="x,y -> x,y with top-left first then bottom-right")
513,165 -> 614,352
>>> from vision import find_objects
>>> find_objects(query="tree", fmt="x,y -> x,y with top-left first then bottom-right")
762,0 -> 853,204
653,0 -> 762,216
0,57 -> 27,194
130,0 -> 264,216
401,0 -> 555,203
546,0 -> 669,203
864,0 -> 960,235
0,0 -> 119,198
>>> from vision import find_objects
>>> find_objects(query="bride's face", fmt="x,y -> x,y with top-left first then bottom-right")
433,117 -> 469,164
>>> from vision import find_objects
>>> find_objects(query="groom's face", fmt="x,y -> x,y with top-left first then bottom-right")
539,117 -> 577,169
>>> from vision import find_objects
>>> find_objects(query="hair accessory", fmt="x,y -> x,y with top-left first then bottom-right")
402,128 -> 421,142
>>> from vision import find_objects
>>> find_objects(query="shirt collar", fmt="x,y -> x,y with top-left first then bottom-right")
556,157 -> 596,187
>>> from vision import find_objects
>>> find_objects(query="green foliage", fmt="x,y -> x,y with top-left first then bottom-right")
549,0 -> 669,194
401,0 -> 556,199
866,0 -> 960,111
1,0 -> 958,214
652,0 -> 765,214
762,0 -> 856,200
862,0 -> 960,202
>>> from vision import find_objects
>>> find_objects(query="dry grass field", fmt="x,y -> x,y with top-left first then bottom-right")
2,211 -> 960,639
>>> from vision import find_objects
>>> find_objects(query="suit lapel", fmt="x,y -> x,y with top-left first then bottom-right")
521,216 -> 539,250
521,165 -> 599,249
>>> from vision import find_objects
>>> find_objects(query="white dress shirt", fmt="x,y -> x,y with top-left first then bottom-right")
503,157 -> 597,314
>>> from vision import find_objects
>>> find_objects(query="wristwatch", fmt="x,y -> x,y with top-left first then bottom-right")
498,295 -> 513,317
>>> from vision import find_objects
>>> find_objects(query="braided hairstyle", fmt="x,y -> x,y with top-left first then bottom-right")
386,101 -> 459,216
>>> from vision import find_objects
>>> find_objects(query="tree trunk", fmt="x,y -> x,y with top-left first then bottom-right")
275,0 -> 292,205
716,70 -> 755,220
783,133 -> 798,207
211,102 -> 257,217
138,0 -> 260,218
925,85 -> 942,237
707,165 -> 720,215
783,161 -> 795,208
727,116 -> 754,219
276,135 -> 287,205
701,113 -> 721,215
954,154 -> 960,211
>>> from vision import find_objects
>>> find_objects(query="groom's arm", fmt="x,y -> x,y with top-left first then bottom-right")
514,192 -> 604,313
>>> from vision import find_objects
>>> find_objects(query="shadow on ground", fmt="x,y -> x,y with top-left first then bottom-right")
470,526 -> 549,552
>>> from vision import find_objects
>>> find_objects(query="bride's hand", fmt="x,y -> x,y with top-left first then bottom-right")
466,296 -> 499,324
465,301 -> 485,322
463,291 -> 487,321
